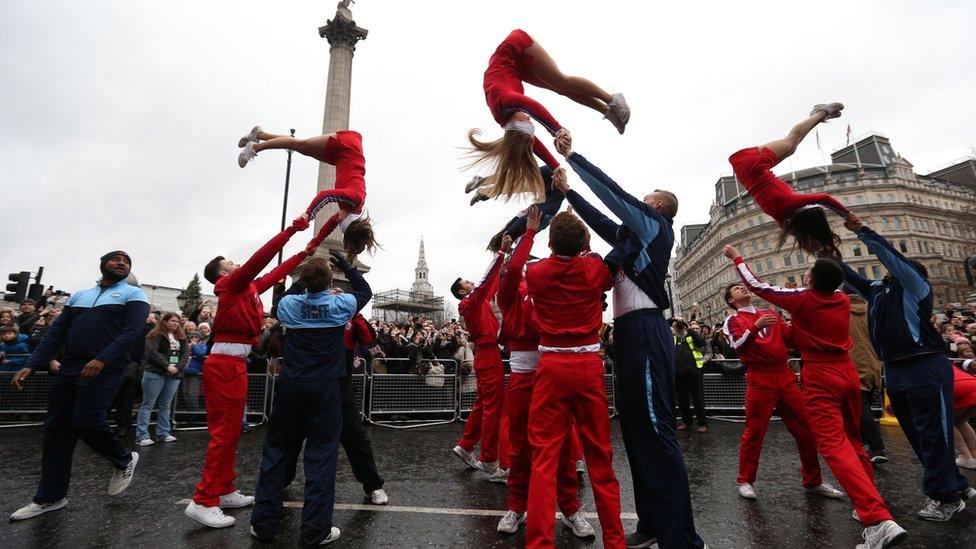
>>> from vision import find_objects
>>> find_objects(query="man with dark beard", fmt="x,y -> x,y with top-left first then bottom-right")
9,251 -> 150,521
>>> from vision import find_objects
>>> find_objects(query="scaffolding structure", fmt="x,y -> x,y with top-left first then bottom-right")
371,289 -> 446,325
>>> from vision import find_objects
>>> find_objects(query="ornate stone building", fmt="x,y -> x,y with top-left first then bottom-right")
674,134 -> 976,326
372,238 -> 448,324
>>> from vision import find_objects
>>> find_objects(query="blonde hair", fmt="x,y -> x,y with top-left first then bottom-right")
467,129 -> 545,202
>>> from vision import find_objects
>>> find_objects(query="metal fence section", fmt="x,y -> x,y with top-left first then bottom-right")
367,359 -> 458,428
173,373 -> 269,429
0,370 -> 51,426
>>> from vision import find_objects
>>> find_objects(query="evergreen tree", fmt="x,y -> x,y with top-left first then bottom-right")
181,273 -> 203,317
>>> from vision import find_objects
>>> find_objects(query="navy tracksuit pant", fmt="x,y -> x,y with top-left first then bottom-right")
251,379 -> 342,546
35,369 -> 133,503
885,353 -> 969,503
613,310 -> 704,549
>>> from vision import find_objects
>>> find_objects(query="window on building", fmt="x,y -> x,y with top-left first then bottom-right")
766,259 -> 774,271
751,240 -> 758,252
898,240 -> 908,253
797,251 -> 806,264
882,217 -> 890,230
852,245 -> 862,257
874,194 -> 883,203
755,262 -> 763,273
842,196 -> 851,205
894,218 -> 903,230
787,275 -> 796,285
871,265 -> 882,278
783,255 -> 792,267
857,266 -> 867,277
855,195 -> 865,205
887,193 -> 895,203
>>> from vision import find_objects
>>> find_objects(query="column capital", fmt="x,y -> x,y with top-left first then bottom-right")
319,9 -> 368,52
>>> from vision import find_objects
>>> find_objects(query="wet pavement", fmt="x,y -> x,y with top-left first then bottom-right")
2,419 -> 976,548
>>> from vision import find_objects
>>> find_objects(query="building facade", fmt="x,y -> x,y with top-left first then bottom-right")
674,134 -> 976,327
372,237 -> 447,325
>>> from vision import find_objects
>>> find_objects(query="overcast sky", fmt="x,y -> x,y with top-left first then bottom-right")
3,1 -> 974,313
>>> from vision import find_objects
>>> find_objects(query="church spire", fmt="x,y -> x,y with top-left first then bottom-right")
411,236 -> 433,295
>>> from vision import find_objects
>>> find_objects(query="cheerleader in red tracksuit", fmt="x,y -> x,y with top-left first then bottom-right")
237,128 -> 376,260
722,283 -> 843,501
728,104 -> 856,258
725,244 -> 908,547
952,360 -> 976,469
524,211 -> 625,549
466,29 -> 629,203
493,208 -> 592,538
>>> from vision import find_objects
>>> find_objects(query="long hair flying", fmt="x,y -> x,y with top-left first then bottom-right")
778,207 -> 843,260
466,128 -> 545,202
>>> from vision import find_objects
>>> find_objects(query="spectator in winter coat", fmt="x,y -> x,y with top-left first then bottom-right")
848,294 -> 887,463
181,331 -> 207,411
135,313 -> 189,445
1,325 -> 32,371
17,300 -> 41,333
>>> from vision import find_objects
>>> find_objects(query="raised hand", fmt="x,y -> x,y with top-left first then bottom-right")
526,205 -> 542,232
552,166 -> 570,194
844,214 -> 863,232
554,129 -> 573,157
329,249 -> 354,272
723,244 -> 741,260
499,233 -> 513,253
755,314 -> 778,328
291,213 -> 311,232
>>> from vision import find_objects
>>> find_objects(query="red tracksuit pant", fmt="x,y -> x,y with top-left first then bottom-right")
526,353 -> 625,549
193,354 -> 248,507
458,345 -> 507,466
507,371 -> 580,515
802,361 -> 893,525
738,365 -> 822,487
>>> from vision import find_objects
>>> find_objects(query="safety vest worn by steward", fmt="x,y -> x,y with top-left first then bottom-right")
674,334 -> 705,369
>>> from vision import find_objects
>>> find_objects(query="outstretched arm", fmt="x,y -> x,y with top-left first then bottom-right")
724,245 -> 806,311
839,261 -> 874,297
459,252 -> 506,316
498,211 -> 539,311
796,192 -> 851,218
852,223 -> 929,301
225,215 -> 309,294
330,251 -> 372,312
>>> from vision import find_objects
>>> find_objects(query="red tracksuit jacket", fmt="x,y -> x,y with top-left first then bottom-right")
212,227 -> 307,346
525,252 -> 613,348
459,252 -> 504,347
722,307 -> 793,368
733,257 -> 852,362
498,229 -> 540,352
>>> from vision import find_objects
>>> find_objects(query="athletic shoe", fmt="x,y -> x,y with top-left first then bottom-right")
452,445 -> 480,470
160,435 -> 177,443
955,455 -> 976,470
135,438 -> 154,446
856,520 -> 907,549
810,102 -> 844,122
318,527 -> 341,545
676,423 -> 689,431
738,483 -> 758,500
960,487 -> 976,501
238,142 -> 257,168
852,510 -> 860,523
604,93 -> 630,134
497,510 -> 526,534
869,448 -> 889,464
249,525 -> 270,541
916,498 -> 964,522
806,482 -> 845,499
369,489 -> 389,505
697,425 -> 709,433
625,530 -> 658,548
469,192 -> 489,207
477,460 -> 499,474
561,511 -> 596,538
487,467 -> 510,484
185,501 -> 235,528
238,126 -> 262,148
218,490 -> 254,509
9,499 -> 67,521
108,452 -> 138,496
575,460 -> 586,475
464,175 -> 487,194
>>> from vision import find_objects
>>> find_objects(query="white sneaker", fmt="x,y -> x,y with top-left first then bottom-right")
856,519 -> 907,549
960,487 -> 976,501
218,490 -> 254,509
318,526 -> 341,545
487,467 -> 509,484
810,102 -> 844,122
249,525 -> 266,541
497,510 -> 526,534
477,460 -> 499,474
369,489 -> 389,505
238,142 -> 257,168
108,452 -> 138,496
916,498 -> 964,522
464,175 -> 487,194
604,93 -> 630,134
185,500 -> 235,528
852,509 -> 860,523
160,435 -> 177,443
561,511 -> 596,538
9,499 -> 67,521
806,482 -> 845,499
956,455 -> 976,470
135,438 -> 154,446
738,483 -> 757,500
575,460 -> 586,474
238,125 -> 262,148
452,445 -> 480,470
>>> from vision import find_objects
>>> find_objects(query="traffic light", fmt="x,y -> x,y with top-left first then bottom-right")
5,271 -> 30,303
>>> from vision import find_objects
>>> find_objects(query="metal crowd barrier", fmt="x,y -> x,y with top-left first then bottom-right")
173,373 -> 270,430
366,358 -> 457,429
0,369 -> 51,427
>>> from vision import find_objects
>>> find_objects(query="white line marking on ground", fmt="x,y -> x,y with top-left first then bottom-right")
175,499 -> 638,520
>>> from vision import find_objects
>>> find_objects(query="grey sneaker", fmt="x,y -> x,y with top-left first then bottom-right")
496,510 -> 525,534
856,520 -> 907,549
9,499 -> 67,521
369,489 -> 388,505
960,487 -> 976,501
625,530 -> 658,548
810,102 -> 844,121
604,93 -> 630,134
476,460 -> 498,474
318,527 -> 341,545
738,482 -> 757,500
238,126 -> 262,148
238,142 -> 257,168
107,451 -> 138,496
561,511 -> 596,538
916,498 -> 964,522
452,445 -> 479,470
806,482 -> 845,499
956,455 -> 976,470
469,192 -> 489,207
465,175 -> 487,194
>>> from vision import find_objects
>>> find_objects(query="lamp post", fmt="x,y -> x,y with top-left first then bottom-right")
277,129 -> 297,266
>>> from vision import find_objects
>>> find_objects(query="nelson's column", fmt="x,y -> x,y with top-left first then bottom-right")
315,1 -> 369,276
